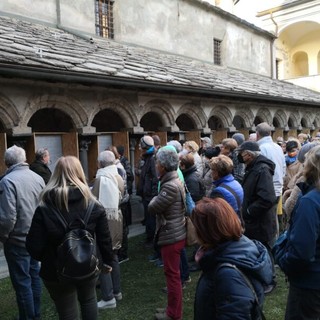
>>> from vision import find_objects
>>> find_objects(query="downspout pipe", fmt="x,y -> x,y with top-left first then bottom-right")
270,11 -> 278,79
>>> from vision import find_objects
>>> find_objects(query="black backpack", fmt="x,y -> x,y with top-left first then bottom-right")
49,201 -> 99,283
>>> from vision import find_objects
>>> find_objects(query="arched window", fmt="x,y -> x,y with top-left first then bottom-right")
292,51 -> 309,77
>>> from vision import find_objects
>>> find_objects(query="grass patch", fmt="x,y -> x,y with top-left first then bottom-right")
0,234 -> 287,319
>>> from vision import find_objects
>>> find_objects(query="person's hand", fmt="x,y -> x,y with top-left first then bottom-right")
102,264 -> 112,273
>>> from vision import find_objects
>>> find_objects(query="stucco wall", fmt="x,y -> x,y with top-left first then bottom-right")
114,0 -> 272,76
0,0 -> 272,76
0,0 -> 95,34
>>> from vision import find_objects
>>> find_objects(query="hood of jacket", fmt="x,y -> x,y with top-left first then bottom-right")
198,235 -> 273,285
246,154 -> 275,176
181,164 -> 197,177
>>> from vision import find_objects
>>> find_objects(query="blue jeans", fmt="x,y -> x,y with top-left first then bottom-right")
4,242 -> 41,320
99,251 -> 121,301
180,248 -> 190,283
44,277 -> 98,320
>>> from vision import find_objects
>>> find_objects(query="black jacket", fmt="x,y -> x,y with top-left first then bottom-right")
29,160 -> 52,184
241,155 -> 277,244
26,188 -> 113,282
137,152 -> 158,201
182,165 -> 204,202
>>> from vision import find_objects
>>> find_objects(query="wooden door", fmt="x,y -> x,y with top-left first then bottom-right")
112,131 -> 129,159
62,132 -> 78,157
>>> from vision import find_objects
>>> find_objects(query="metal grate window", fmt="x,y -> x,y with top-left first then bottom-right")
95,0 -> 114,39
213,38 -> 222,66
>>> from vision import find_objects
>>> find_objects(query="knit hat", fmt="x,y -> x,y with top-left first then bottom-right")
200,137 -> 212,146
204,146 -> 221,159
140,135 -> 154,149
232,133 -> 245,146
236,141 -> 260,152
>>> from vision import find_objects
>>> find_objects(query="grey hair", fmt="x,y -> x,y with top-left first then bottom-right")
5,145 -> 26,167
256,122 -> 272,137
35,148 -> 48,161
167,140 -> 182,153
156,147 -> 179,172
98,150 -> 116,168
246,150 -> 261,158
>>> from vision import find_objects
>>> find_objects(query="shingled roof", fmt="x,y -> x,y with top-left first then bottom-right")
0,15 -> 320,105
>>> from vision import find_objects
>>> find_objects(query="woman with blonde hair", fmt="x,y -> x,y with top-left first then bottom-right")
193,197 -> 272,320
26,156 -> 113,320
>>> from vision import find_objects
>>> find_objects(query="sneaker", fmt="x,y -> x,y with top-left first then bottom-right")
114,292 -> 122,301
148,254 -> 159,262
264,283 -> 277,295
182,276 -> 191,284
97,298 -> 116,309
154,259 -> 164,267
154,312 -> 173,320
155,308 -> 166,313
119,257 -> 129,264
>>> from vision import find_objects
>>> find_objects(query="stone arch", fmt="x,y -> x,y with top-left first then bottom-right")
288,110 -> 301,129
91,98 -> 138,128
313,112 -> 320,129
0,93 -> 20,129
177,103 -> 207,128
255,108 -> 273,125
21,95 -> 88,129
273,110 -> 288,128
300,111 -> 313,129
141,99 -> 175,127
209,106 -> 233,128
233,107 -> 254,129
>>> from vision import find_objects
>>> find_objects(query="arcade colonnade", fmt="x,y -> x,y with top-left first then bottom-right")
0,80 -> 318,180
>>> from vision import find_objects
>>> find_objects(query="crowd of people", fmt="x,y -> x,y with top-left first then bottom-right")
0,122 -> 320,319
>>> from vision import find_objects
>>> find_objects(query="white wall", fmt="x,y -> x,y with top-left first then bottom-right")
0,0 -> 273,76
115,0 -> 272,76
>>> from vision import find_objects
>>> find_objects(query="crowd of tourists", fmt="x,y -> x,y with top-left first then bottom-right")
1,122 -> 320,319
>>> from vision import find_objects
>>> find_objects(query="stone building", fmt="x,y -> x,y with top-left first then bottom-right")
0,0 -> 320,179
234,0 -> 320,92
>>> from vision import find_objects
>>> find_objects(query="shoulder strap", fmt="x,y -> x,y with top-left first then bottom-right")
216,262 -> 266,320
46,200 -> 95,231
219,183 -> 241,211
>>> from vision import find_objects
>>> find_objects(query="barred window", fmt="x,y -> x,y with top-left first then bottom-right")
95,0 -> 114,39
213,38 -> 222,66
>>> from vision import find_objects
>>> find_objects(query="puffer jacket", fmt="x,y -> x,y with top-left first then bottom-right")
148,171 -> 186,246
241,155 -> 277,243
194,236 -> 273,320
26,188 -> 113,282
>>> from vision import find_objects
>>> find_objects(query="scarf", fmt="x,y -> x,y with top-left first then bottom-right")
96,165 -> 121,221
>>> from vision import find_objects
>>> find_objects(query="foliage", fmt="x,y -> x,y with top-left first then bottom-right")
0,235 -> 287,319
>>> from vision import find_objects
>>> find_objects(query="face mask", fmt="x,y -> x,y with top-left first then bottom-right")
237,153 -> 245,163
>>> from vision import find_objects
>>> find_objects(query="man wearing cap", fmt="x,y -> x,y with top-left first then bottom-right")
199,137 -> 212,156
237,141 -> 277,293
137,135 -> 158,246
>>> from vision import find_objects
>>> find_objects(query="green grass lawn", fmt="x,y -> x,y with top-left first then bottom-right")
0,234 -> 288,319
